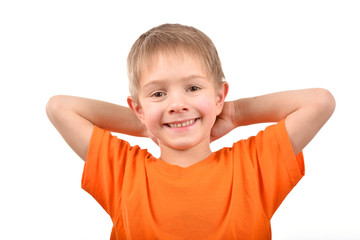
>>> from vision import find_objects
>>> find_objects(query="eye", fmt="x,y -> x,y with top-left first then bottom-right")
187,86 -> 201,92
150,91 -> 165,98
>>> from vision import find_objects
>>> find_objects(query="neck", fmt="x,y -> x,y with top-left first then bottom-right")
159,142 -> 212,168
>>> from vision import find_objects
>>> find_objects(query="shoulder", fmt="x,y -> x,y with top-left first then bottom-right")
87,125 -> 151,162
229,120 -> 302,166
229,121 -> 286,150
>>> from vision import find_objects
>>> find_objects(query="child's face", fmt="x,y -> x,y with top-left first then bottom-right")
129,52 -> 225,152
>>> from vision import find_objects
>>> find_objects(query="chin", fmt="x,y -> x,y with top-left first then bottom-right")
164,142 -> 196,151
160,137 -> 207,151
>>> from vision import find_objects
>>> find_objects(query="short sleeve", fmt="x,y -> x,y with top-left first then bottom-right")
81,126 -> 129,216
251,119 -> 305,219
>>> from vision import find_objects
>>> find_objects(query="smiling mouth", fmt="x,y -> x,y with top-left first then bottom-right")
166,118 -> 199,128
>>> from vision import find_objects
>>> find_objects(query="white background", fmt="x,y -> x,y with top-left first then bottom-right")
1,0 -> 359,239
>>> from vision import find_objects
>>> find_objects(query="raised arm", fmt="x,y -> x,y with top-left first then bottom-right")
46,95 -> 147,161
211,88 -> 335,154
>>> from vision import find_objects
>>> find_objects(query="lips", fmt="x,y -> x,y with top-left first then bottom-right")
165,118 -> 198,128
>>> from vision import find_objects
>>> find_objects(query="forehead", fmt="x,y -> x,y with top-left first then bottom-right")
145,49 -> 204,70
139,52 -> 208,88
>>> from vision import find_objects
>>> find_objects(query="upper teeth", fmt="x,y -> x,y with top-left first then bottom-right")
168,119 -> 195,128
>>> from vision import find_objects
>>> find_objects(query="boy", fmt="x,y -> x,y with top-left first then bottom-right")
46,24 -> 335,239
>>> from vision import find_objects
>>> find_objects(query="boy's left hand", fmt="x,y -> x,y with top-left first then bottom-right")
210,101 -> 236,142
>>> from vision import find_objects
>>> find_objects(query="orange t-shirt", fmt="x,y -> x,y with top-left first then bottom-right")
82,120 -> 304,240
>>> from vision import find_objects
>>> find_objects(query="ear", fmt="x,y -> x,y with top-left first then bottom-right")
215,81 -> 229,115
127,96 -> 145,124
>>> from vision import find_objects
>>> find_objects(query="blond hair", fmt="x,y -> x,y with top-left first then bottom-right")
127,23 -> 225,102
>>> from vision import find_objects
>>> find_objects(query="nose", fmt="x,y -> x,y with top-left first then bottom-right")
167,93 -> 189,114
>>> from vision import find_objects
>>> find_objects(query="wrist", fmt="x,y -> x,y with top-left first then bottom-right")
231,99 -> 245,127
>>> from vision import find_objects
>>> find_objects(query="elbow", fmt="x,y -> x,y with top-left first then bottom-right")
315,88 -> 336,118
46,95 -> 66,122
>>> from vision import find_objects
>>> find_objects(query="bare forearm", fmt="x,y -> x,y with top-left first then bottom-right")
231,88 -> 335,154
231,88 -> 334,127
47,95 -> 146,137
46,95 -> 146,160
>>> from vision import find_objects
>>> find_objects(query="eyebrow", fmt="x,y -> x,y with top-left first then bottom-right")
143,74 -> 207,90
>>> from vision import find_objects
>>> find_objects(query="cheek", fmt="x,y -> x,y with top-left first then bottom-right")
196,98 -> 217,119
143,104 -> 162,126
